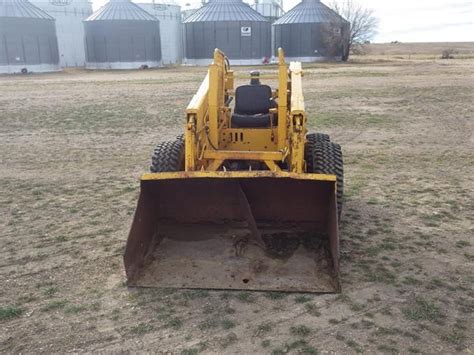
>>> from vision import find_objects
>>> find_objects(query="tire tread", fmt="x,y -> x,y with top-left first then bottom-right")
150,135 -> 185,172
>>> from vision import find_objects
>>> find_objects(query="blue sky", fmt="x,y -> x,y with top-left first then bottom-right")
94,0 -> 474,43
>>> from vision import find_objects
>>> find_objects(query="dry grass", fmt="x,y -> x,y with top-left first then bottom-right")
0,44 -> 473,353
352,42 -> 474,62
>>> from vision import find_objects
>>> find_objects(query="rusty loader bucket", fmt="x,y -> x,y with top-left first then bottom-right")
124,171 -> 340,293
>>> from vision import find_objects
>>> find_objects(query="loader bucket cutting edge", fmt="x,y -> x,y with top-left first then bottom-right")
124,172 -> 341,293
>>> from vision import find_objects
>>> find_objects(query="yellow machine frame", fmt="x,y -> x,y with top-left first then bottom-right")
124,48 -> 343,293
184,48 -> 307,173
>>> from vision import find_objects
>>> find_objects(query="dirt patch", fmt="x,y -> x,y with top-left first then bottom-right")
262,233 -> 303,259
1,54 -> 473,353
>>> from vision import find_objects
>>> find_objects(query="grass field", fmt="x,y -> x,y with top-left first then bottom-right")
1,43 -> 473,353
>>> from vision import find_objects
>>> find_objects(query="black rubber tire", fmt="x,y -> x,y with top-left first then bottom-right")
309,141 -> 344,219
305,132 -> 331,172
307,132 -> 330,145
150,135 -> 185,172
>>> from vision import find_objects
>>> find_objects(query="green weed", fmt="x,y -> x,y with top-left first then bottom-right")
442,328 -> 466,345
261,339 -> 271,348
304,303 -> 321,316
402,276 -> 422,286
235,291 -> 255,303
365,266 -> 397,284
41,300 -> 68,312
456,240 -> 471,248
64,304 -> 88,314
130,323 -> 153,335
165,317 -> 183,330
264,292 -> 288,300
350,302 -> 366,312
43,287 -> 58,297
301,345 -> 318,354
427,277 -> 446,289
181,342 -> 208,355
346,339 -> 363,353
290,325 -> 311,337
0,305 -> 24,321
402,297 -> 445,323
220,333 -> 237,348
377,344 -> 399,353
221,319 -> 236,329
198,318 -> 218,331
295,295 -> 312,303
183,290 -> 209,300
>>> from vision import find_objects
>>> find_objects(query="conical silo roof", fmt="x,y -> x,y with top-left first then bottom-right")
273,0 -> 347,25
0,0 -> 53,19
183,0 -> 268,23
85,0 -> 158,21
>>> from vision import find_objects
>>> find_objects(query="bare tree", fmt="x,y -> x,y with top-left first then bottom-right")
320,23 -> 347,58
330,0 -> 378,60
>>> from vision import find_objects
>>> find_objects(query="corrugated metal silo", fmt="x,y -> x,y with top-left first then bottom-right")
273,0 -> 350,62
0,0 -> 60,74
137,2 -> 182,65
183,0 -> 271,65
253,0 -> 283,23
30,0 -> 92,68
181,7 -> 198,21
84,0 -> 162,69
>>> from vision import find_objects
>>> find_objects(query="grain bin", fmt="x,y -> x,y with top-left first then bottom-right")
252,0 -> 283,23
84,0 -> 162,69
30,0 -> 92,68
273,0 -> 350,61
0,0 -> 60,74
137,1 -> 182,65
183,0 -> 271,65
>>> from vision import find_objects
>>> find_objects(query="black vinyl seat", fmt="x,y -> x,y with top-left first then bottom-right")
231,85 -> 277,128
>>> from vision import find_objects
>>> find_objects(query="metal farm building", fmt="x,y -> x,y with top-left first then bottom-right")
30,0 -> 92,68
84,0 -> 162,69
273,0 -> 350,61
183,0 -> 271,65
137,2 -> 182,65
0,0 -> 60,74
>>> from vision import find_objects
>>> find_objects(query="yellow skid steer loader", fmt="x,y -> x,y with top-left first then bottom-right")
124,49 -> 344,293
